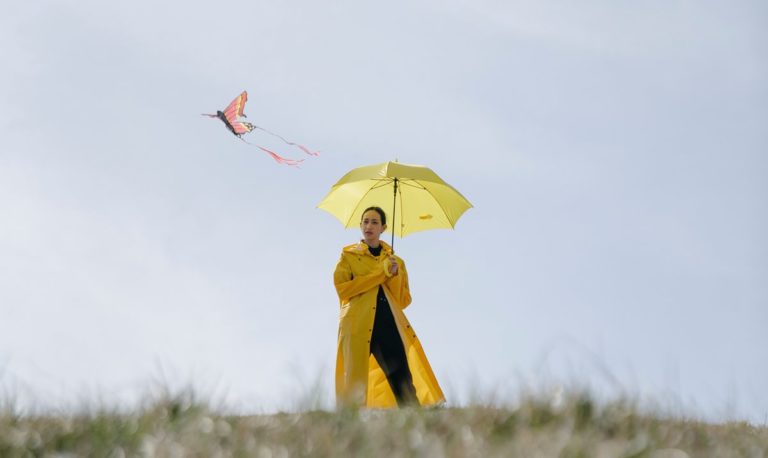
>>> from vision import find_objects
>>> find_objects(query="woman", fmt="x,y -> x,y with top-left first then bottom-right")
333,206 -> 445,408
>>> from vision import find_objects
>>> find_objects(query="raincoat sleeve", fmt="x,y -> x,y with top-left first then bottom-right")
333,254 -> 386,305
384,258 -> 412,310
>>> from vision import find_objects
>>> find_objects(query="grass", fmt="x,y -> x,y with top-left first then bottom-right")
1,390 -> 766,457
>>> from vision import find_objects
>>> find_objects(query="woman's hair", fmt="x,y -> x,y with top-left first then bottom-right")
361,206 -> 387,225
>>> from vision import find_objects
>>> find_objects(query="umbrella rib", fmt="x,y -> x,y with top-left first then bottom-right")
398,180 -> 427,191
342,182 -> 387,228
422,183 -> 460,229
369,179 -> 394,191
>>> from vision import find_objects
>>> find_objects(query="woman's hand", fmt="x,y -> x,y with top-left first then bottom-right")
388,256 -> 399,276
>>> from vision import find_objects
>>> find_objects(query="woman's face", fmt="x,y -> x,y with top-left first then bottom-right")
360,210 -> 386,245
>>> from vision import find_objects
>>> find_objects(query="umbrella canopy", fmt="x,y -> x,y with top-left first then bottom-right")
318,161 -> 472,246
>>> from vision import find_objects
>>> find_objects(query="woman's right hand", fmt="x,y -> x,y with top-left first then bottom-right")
388,256 -> 399,276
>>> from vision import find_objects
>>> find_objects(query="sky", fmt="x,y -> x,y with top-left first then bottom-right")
1,0 -> 766,422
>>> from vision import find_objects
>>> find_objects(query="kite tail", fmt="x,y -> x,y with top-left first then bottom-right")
254,126 -> 320,156
237,136 -> 304,167
257,146 -> 305,167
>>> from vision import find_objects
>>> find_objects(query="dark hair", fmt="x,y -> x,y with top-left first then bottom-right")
361,206 -> 387,225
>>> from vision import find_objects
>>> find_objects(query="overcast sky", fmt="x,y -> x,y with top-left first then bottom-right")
1,1 -> 766,422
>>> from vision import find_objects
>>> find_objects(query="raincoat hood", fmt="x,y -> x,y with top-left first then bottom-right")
344,240 -> 395,257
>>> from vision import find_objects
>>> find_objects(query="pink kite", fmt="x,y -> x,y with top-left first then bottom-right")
202,91 -> 318,166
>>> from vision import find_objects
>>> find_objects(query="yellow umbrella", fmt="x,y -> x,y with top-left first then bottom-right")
318,161 -> 472,248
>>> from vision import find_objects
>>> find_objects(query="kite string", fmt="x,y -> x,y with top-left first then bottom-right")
253,126 -> 320,156
236,136 -> 304,168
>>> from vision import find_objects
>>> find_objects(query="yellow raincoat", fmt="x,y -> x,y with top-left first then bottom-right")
333,240 -> 445,408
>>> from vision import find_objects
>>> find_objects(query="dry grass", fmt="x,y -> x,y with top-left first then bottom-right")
1,390 -> 766,457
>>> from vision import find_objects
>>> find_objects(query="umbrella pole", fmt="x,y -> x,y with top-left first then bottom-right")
391,178 -> 398,251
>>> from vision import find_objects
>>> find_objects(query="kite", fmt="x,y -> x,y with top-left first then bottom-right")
202,91 -> 318,166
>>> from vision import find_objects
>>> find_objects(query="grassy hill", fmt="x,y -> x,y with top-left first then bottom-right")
1,392 -> 766,457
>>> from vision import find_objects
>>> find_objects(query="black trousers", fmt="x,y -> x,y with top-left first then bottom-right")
370,286 -> 418,406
